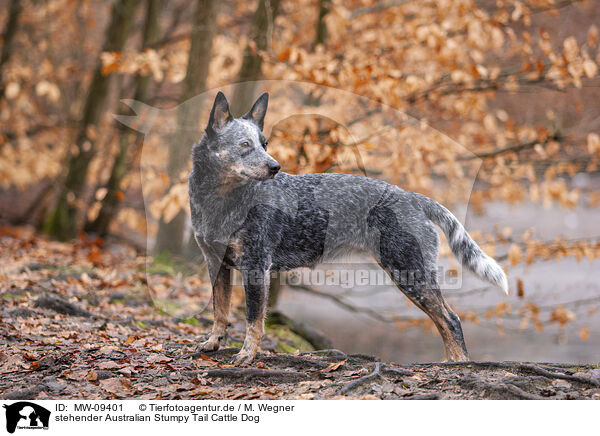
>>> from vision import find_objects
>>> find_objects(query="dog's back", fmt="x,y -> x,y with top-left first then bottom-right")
235,172 -> 434,271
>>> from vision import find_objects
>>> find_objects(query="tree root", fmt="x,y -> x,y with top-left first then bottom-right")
183,367 -> 309,383
300,349 -> 348,359
414,361 -> 600,387
404,392 -> 440,400
339,362 -> 382,395
516,364 -> 600,387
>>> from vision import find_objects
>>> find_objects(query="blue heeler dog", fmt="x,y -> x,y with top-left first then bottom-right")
189,91 -> 508,365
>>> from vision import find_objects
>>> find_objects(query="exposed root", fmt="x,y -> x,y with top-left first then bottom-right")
339,362 -> 383,395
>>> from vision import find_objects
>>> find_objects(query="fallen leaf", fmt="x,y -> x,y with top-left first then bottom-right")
98,361 -> 120,370
323,359 -> 347,373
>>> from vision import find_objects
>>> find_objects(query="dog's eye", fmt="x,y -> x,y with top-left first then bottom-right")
262,140 -> 268,149
241,141 -> 251,148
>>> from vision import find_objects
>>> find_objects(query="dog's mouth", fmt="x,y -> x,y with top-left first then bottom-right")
239,170 -> 274,181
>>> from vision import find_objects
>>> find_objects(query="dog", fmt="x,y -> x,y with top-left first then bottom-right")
188,91 -> 508,365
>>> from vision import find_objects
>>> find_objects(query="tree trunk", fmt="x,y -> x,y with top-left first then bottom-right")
44,0 -> 139,240
85,0 -> 161,236
154,0 -> 219,255
230,0 -> 282,116
314,0 -> 331,48
0,0 -> 23,101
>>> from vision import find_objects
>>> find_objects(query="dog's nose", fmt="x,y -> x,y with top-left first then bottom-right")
268,162 -> 280,176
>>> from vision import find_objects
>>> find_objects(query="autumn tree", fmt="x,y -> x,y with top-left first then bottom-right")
0,0 -> 22,102
85,0 -> 162,236
154,0 -> 220,255
44,0 -> 140,240
314,0 -> 331,47
230,0 -> 282,116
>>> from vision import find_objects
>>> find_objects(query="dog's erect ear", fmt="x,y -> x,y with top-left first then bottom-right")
243,92 -> 269,130
207,91 -> 232,133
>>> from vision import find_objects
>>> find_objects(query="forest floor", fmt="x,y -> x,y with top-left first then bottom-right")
1,227 -> 599,400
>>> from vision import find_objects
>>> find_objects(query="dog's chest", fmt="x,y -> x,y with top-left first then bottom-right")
222,237 -> 244,267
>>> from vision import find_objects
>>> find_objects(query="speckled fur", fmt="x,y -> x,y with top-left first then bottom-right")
189,92 -> 508,365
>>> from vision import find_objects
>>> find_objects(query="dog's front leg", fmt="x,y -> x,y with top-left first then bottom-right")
231,268 -> 269,365
198,264 -> 232,352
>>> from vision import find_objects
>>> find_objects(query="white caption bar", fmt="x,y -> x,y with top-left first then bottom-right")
0,400 -> 596,435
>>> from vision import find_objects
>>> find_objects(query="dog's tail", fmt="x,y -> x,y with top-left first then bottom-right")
418,194 -> 509,294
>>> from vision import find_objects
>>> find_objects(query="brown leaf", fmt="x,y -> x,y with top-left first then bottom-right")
99,377 -> 128,395
517,278 -> 524,298
98,361 -> 120,370
147,354 -> 172,364
508,244 -> 523,266
200,354 -> 217,362
88,245 -> 103,265
549,306 -> 575,327
323,359 -> 347,373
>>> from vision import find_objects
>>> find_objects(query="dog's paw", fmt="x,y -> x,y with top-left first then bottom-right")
231,350 -> 255,366
197,336 -> 221,352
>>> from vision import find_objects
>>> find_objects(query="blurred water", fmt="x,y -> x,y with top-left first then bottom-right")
278,200 -> 600,364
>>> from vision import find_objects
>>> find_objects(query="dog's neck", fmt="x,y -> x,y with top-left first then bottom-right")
190,159 -> 259,201
189,148 -> 261,244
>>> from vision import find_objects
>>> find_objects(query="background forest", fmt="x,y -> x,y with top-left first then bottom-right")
1,0 -> 600,374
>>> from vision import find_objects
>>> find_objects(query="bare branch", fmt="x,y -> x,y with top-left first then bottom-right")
288,284 -> 411,323
456,133 -> 560,161
348,0 -> 413,19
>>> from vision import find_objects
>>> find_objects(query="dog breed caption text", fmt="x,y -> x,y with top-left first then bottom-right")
50,402 -> 294,426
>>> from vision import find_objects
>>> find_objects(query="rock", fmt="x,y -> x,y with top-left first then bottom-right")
2,385 -> 46,400
43,376 -> 67,392
539,387 -> 556,397
552,379 -> 572,390
589,369 -> 600,383
19,263 -> 52,273
7,308 -> 37,318
394,387 -> 413,397
96,370 -> 117,380
380,381 -> 395,393
34,294 -> 95,318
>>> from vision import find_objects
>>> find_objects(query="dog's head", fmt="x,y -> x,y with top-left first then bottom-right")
200,91 -> 280,186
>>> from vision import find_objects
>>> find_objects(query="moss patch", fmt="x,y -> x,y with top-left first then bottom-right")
146,251 -> 198,277
267,325 -> 314,354
179,316 -> 200,326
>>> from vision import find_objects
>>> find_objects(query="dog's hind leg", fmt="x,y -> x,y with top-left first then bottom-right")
382,262 -> 469,361
231,268 -> 269,365
386,266 -> 469,362
368,205 -> 468,361
198,263 -> 232,352
407,282 -> 469,362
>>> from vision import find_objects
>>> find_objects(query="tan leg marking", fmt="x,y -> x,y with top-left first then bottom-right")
198,265 -> 232,352
231,317 -> 264,365
423,299 -> 469,362
232,270 -> 269,366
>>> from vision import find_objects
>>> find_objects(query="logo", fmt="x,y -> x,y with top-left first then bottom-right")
2,402 -> 50,434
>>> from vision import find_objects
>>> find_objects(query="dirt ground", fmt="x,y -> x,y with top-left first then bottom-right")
1,228 -> 599,400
